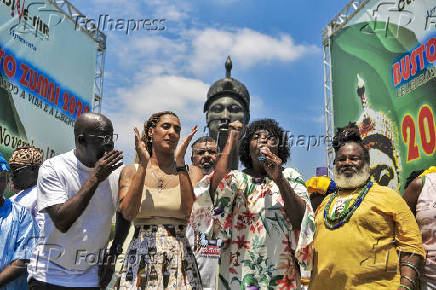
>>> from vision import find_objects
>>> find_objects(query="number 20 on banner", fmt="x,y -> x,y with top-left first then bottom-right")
402,104 -> 436,162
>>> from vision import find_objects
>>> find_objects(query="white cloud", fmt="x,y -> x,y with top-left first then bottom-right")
109,27 -> 318,79
119,76 -> 209,117
129,35 -> 187,56
188,28 -> 319,75
145,0 -> 191,21
114,35 -> 187,67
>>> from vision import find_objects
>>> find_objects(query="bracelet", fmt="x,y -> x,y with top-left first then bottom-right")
400,261 -> 421,278
399,284 -> 412,290
176,165 -> 189,173
400,275 -> 416,289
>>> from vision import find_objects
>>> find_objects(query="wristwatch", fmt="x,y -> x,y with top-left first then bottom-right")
176,165 -> 189,173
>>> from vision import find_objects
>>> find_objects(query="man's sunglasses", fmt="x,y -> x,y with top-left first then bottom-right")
86,133 -> 119,144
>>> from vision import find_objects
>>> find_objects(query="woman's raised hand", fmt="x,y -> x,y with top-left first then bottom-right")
134,127 -> 150,167
175,125 -> 198,167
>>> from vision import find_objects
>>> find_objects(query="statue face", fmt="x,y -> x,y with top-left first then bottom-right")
206,96 -> 247,140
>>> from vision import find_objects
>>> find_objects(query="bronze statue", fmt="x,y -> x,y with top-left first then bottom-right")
204,56 -> 250,169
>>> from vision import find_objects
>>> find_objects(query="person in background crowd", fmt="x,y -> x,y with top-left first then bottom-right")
305,167 -> 336,212
306,176 -> 336,212
188,120 -> 243,289
115,111 -> 202,289
0,152 -> 37,289
403,166 -> 436,289
301,174 -> 335,289
189,136 -> 218,185
191,118 -> 314,289
310,122 -> 425,290
9,146 -> 44,230
187,136 -> 219,290
403,169 -> 428,216
27,112 -> 123,289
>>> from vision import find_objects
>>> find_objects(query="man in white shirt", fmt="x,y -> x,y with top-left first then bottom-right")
27,113 -> 123,289
9,146 -> 44,230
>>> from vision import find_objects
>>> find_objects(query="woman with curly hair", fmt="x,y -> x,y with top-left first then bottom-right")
191,118 -> 315,289
115,111 -> 202,289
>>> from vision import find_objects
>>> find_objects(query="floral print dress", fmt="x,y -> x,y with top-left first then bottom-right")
190,168 -> 315,290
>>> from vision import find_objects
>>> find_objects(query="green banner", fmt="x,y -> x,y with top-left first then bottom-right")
330,0 -> 436,193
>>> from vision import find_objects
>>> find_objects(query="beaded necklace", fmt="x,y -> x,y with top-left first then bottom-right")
323,180 -> 373,229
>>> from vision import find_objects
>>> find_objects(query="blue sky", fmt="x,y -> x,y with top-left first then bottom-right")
73,0 -> 350,180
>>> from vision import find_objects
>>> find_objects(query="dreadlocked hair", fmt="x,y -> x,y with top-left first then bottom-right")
135,111 -> 179,163
239,119 -> 290,169
332,122 -> 370,164
404,169 -> 424,190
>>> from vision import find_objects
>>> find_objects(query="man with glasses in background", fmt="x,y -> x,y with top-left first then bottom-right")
9,146 -> 44,230
27,112 -> 123,289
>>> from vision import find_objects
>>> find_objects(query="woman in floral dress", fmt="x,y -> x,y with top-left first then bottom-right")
191,119 -> 315,289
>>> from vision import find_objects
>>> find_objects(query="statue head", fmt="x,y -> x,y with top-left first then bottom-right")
204,56 -> 250,141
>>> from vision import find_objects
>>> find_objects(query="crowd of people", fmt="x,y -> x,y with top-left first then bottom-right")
0,111 -> 434,290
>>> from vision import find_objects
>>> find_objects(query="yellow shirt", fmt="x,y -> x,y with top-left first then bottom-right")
310,183 -> 425,290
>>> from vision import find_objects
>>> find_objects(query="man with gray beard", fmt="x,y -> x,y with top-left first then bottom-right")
310,123 -> 425,290
187,121 -> 242,289
187,136 -> 220,290
189,136 -> 218,185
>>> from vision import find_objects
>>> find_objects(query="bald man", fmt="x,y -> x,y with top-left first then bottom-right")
27,113 -> 123,289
